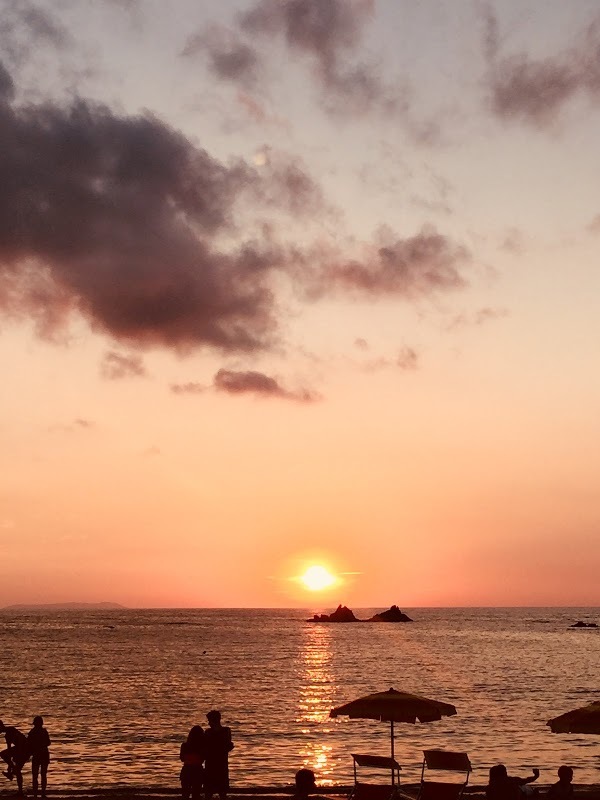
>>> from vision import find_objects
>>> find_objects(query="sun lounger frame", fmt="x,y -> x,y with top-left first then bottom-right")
349,752 -> 403,800
416,750 -> 472,800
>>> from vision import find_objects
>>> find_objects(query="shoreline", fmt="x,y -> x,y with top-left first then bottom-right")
3,785 -> 600,799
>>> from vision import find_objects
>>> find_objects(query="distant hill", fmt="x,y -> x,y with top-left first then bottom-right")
1,602 -> 126,611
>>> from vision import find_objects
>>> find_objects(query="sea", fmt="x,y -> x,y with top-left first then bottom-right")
0,607 -> 598,790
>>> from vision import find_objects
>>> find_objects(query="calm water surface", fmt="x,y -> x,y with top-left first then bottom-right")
0,608 -> 599,789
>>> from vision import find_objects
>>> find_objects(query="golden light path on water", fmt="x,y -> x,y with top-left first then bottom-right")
297,622 -> 335,784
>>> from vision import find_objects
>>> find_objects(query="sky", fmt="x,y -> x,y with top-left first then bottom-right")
1,0 -> 599,608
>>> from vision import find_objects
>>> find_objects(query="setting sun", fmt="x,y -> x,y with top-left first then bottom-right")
300,565 -> 337,592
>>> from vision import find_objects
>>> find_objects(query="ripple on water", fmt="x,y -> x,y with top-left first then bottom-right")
0,607 -> 598,788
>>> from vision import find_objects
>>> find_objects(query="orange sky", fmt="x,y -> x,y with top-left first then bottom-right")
1,1 -> 599,607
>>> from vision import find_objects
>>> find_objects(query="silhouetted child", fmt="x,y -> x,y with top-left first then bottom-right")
293,769 -> 327,800
28,716 -> 51,798
486,764 -> 540,800
547,767 -> 574,800
0,720 -> 30,796
180,725 -> 205,800
204,711 -> 233,800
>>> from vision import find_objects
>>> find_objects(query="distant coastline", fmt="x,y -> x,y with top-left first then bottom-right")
1,602 -> 126,611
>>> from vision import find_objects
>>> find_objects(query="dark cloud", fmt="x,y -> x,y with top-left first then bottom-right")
101,351 -> 146,380
0,62 -> 15,102
181,26 -> 261,89
484,8 -> 600,126
170,382 -> 206,395
309,227 -> 469,299
0,63 -> 470,367
74,417 -> 93,428
213,368 -> 319,402
0,68 -> 328,354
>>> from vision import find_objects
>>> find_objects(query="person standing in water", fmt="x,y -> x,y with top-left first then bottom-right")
28,717 -> 50,799
203,711 -> 233,800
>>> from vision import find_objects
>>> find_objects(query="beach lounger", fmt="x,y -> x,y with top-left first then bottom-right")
416,750 -> 471,800
349,753 -> 403,800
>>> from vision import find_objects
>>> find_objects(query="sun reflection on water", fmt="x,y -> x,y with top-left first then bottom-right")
297,623 -> 336,784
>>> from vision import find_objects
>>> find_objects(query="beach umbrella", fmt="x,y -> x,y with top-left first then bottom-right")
547,701 -> 600,734
330,687 -> 457,764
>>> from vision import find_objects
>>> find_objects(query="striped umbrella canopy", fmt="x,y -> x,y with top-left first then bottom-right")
547,701 -> 600,734
330,687 -> 457,770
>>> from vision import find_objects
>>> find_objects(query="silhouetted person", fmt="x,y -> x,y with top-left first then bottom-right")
547,767 -> 574,800
28,716 -> 50,798
204,711 -> 233,800
0,720 -> 30,796
180,725 -> 205,800
486,765 -> 539,800
293,769 -> 327,800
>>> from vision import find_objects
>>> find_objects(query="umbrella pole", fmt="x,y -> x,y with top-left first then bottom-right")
390,720 -> 395,785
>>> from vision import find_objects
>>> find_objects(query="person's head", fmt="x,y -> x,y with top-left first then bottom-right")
295,769 -> 317,796
489,765 -> 508,783
33,716 -> 43,728
558,766 -> 573,784
187,725 -> 204,745
206,710 -> 221,728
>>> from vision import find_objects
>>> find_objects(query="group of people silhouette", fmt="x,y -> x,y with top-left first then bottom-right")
486,764 -> 574,800
0,712 -> 577,800
180,710 -> 234,800
0,717 -> 50,798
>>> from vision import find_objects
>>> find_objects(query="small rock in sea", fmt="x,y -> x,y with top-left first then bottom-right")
569,620 -> 598,628
368,605 -> 413,623
307,604 -> 359,623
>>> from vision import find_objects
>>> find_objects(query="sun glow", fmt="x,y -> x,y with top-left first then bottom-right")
300,565 -> 337,592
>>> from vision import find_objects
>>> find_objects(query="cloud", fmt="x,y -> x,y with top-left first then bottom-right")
184,0 -> 405,120
363,346 -> 419,372
0,0 -> 72,68
308,227 -> 469,299
484,8 -> 600,126
240,0 -> 405,117
101,351 -> 147,380
170,382 -> 206,395
49,417 -> 95,433
396,346 -> 418,370
0,64 -> 471,369
448,306 -> 508,330
0,62 -> 15,102
213,368 -> 319,402
587,214 -> 600,235
0,67 -> 329,354
181,25 -> 261,89
500,227 -> 525,254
